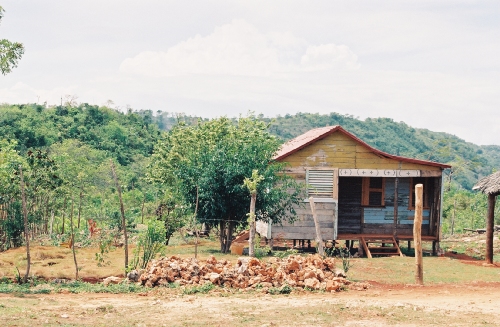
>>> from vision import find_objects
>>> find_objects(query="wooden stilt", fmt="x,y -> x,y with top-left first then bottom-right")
486,194 -> 496,264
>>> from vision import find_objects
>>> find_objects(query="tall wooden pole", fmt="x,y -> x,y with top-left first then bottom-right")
309,197 -> 324,256
19,165 -> 31,283
110,160 -> 129,272
414,184 -> 423,285
485,194 -> 496,265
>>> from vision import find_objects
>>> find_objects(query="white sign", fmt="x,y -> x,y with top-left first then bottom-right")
339,169 -> 420,177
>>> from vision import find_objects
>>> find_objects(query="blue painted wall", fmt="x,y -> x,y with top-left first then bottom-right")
363,178 -> 430,225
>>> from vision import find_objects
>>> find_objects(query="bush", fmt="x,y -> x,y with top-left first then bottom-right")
129,219 -> 166,270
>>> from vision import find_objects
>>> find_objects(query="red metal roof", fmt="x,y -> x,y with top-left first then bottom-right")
273,125 -> 452,169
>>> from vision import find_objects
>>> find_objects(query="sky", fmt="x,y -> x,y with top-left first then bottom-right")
1,1 -> 499,146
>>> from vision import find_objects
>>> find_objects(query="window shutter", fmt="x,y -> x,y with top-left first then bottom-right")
307,170 -> 334,198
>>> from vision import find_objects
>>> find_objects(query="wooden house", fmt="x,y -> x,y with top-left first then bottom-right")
257,126 -> 451,257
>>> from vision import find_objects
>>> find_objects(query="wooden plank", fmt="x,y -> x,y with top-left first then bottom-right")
270,230 -> 337,240
360,237 -> 372,259
333,168 -> 339,201
414,183 -> 424,285
420,170 -> 443,177
309,197 -> 324,256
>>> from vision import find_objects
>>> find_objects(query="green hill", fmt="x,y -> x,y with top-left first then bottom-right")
156,111 -> 499,190
1,105 -> 497,190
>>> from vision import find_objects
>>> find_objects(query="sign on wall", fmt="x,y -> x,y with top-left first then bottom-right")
339,169 -> 421,177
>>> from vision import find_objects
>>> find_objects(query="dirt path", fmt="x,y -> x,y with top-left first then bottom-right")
1,282 -> 500,327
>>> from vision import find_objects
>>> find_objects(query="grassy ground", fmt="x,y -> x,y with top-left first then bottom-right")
1,233 -> 500,326
0,233 -> 499,285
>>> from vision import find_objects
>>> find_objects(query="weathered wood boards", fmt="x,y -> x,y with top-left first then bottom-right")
272,127 -> 447,245
414,184 -> 424,285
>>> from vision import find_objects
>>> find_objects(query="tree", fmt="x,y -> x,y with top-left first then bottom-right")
149,115 -> 303,253
243,169 -> 263,257
0,6 -> 24,75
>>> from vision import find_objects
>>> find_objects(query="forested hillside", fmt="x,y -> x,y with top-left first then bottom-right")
156,111 -> 500,190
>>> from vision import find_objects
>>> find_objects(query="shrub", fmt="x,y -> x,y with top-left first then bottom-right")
129,219 -> 166,270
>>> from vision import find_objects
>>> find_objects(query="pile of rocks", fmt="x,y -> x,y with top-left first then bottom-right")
138,254 -> 367,292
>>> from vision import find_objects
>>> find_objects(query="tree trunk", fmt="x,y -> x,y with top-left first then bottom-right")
70,195 -> 79,280
49,210 -> 54,234
451,199 -> 456,235
194,186 -> 199,259
141,197 -> 146,224
225,220 -> 234,253
19,165 -> 31,283
61,197 -> 67,234
77,189 -> 83,229
110,160 -> 129,272
219,220 -> 226,252
248,193 -> 257,257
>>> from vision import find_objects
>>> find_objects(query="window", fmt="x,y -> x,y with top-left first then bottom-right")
409,177 -> 430,209
362,177 -> 385,206
307,170 -> 334,198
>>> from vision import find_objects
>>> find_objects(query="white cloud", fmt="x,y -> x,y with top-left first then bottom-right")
119,19 -> 358,77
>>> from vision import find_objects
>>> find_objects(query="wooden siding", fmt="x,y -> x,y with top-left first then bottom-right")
338,177 -> 362,234
271,202 -> 337,240
283,132 -> 442,171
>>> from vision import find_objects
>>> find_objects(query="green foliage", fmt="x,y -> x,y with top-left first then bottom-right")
129,219 -> 166,270
268,284 -> 292,295
0,280 -> 145,294
155,190 -> 190,245
95,231 -> 114,267
273,248 -> 299,259
325,245 -> 353,274
0,6 -> 24,75
149,115 -> 304,252
441,188 -> 499,234
182,282 -> 215,295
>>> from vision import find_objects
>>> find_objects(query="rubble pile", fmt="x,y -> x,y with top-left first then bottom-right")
139,254 -> 367,292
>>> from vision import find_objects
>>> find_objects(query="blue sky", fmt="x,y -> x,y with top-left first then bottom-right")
1,1 -> 499,145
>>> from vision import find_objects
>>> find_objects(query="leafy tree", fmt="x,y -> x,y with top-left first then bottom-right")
0,140 -> 25,249
149,115 -> 303,253
0,6 -> 24,75
155,190 -> 189,245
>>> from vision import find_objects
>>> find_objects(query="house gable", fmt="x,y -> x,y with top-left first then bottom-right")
275,126 -> 450,171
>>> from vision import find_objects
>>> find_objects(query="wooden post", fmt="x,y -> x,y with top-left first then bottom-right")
19,165 -> 31,283
414,184 -> 424,285
485,194 -> 496,264
394,177 -> 399,238
309,197 -> 324,256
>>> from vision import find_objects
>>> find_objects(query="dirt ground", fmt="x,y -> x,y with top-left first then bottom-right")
1,281 -> 500,327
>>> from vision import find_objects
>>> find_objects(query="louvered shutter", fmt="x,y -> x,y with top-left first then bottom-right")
307,170 -> 334,198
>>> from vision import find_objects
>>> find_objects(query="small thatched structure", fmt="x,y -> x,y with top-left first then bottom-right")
473,171 -> 500,196
473,171 -> 500,264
